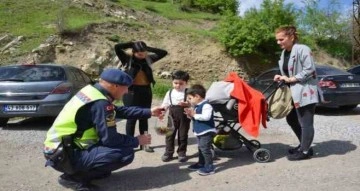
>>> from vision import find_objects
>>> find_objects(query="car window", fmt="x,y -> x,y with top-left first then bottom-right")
79,70 -> 92,84
257,70 -> 279,83
316,66 -> 349,75
69,69 -> 84,82
0,65 -> 66,82
348,66 -> 360,75
71,69 -> 89,83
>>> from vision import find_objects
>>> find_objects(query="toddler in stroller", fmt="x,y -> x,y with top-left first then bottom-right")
206,72 -> 272,163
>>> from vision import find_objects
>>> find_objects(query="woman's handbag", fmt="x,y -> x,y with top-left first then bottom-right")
268,85 -> 293,119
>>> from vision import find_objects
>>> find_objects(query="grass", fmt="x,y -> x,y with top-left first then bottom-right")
0,0 -> 222,62
170,25 -> 218,41
117,0 -> 221,21
152,78 -> 172,99
0,0 -> 109,54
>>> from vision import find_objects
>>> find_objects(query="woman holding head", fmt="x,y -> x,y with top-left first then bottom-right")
273,26 -> 319,161
115,41 -> 168,152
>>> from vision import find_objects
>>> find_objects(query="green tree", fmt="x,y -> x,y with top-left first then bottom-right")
178,0 -> 238,14
298,0 -> 352,60
194,0 -> 238,14
217,0 -> 297,58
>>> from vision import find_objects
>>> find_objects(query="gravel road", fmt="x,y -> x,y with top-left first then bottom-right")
0,106 -> 359,191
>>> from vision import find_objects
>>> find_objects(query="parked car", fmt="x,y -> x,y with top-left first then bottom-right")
248,64 -> 360,110
347,65 -> 360,75
0,63 -> 94,126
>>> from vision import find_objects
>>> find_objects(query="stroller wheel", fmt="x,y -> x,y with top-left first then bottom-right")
253,148 -> 271,163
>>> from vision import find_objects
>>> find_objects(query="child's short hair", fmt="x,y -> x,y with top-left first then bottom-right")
172,70 -> 190,82
186,84 -> 206,98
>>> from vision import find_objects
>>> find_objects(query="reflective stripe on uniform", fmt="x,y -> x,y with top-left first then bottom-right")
44,85 -> 107,150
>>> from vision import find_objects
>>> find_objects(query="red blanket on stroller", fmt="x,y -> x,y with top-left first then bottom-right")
224,72 -> 268,137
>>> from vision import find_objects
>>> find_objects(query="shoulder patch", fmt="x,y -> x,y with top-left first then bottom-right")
106,111 -> 116,127
106,104 -> 115,111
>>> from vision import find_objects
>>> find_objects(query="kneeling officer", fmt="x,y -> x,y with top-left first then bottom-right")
43,69 -> 164,190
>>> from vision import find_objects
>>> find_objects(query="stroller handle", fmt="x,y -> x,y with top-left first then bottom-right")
277,80 -> 286,87
263,80 -> 286,100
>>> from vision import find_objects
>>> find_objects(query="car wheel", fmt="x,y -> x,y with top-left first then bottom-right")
339,105 -> 358,110
0,118 -> 9,127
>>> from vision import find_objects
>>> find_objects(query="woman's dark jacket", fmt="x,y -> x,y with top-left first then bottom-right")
114,42 -> 168,86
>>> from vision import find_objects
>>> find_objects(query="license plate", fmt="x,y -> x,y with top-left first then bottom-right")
3,105 -> 37,112
340,83 -> 360,88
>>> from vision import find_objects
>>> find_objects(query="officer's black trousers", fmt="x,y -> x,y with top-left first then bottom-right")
66,146 -> 134,182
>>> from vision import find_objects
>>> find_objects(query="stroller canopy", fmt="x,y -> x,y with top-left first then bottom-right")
207,72 -> 268,137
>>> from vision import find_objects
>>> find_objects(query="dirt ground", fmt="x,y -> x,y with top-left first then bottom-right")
0,105 -> 359,191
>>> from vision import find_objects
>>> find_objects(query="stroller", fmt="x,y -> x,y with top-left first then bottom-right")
206,73 -> 283,163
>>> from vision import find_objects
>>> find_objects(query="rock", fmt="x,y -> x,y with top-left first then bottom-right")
1,36 -> 23,52
159,71 -> 172,79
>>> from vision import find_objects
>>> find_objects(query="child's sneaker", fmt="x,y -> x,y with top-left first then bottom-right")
187,163 -> 204,171
197,165 -> 215,176
161,154 -> 173,162
178,155 -> 187,162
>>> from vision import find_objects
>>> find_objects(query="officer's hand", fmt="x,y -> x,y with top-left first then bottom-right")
151,106 -> 165,119
137,134 -> 151,145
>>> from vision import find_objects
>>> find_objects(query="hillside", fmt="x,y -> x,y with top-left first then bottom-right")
0,0 -> 349,82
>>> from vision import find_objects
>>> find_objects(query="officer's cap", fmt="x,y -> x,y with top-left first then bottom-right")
100,69 -> 133,86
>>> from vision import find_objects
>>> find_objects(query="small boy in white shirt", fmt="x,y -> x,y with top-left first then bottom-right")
184,84 -> 217,176
160,70 -> 191,162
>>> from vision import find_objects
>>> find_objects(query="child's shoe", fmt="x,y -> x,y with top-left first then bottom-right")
187,163 -> 204,171
197,164 -> 215,176
161,154 -> 173,162
178,155 -> 187,162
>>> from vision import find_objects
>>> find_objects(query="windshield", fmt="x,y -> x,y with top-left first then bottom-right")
0,65 -> 66,82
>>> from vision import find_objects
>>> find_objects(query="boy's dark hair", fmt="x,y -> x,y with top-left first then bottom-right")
186,84 -> 206,98
172,70 -> 190,82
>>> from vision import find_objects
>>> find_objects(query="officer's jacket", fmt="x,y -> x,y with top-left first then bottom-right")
44,84 -> 151,152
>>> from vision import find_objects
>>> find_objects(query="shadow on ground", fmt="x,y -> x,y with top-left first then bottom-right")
1,117 -> 55,130
95,163 -> 192,190
264,139 -> 357,161
96,149 -> 257,191
316,106 -> 360,116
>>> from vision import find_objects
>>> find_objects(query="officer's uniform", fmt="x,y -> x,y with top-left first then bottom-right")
44,69 -> 151,183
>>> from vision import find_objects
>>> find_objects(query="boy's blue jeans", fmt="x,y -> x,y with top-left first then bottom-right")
197,132 -> 216,166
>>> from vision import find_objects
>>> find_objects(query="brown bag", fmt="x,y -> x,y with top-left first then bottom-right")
268,85 -> 293,119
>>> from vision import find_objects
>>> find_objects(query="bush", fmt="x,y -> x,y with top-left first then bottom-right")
143,0 -> 167,2
317,39 -> 352,60
153,79 -> 172,99
216,0 -> 297,57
